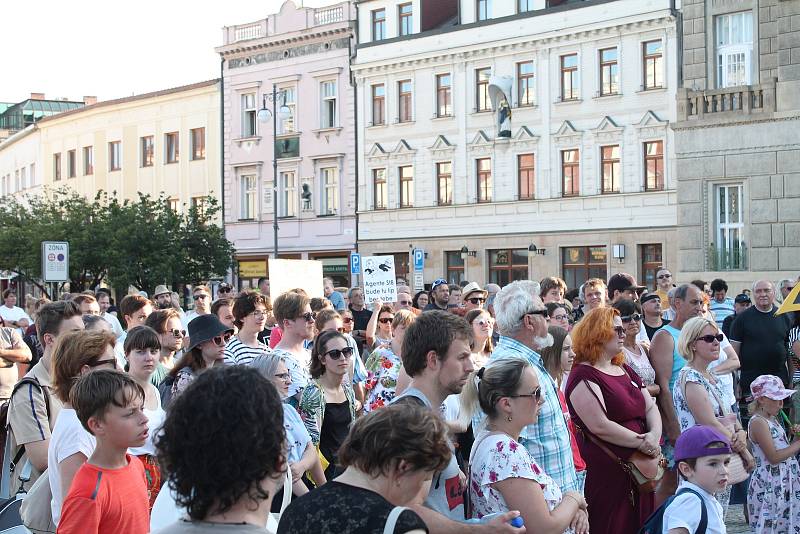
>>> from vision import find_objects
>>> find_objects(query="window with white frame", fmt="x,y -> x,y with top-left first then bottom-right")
30,163 -> 35,186
716,11 -> 753,88
398,80 -> 413,123
279,87 -> 296,134
20,167 -> 26,190
279,171 -> 297,217
599,48 -> 619,96
436,74 -> 452,117
241,175 -> 257,220
242,93 -> 257,137
373,168 -> 387,209
372,84 -> 385,125
320,81 -> 337,128
165,132 -> 179,164
477,0 -> 492,21
560,54 -> 579,101
83,146 -> 93,175
518,0 -> 533,13
715,183 -> 745,269
321,167 -> 338,215
109,142 -> 121,171
642,41 -> 664,90
517,61 -> 535,106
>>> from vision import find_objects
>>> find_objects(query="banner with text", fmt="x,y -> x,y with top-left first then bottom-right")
269,259 -> 324,300
362,256 -> 397,303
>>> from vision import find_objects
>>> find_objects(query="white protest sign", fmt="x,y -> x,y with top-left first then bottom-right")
362,256 -> 397,302
268,259 -> 324,300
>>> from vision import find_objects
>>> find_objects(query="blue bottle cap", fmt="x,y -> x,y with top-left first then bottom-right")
510,516 -> 524,528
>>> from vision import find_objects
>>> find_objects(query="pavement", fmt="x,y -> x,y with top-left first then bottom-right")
725,504 -> 750,533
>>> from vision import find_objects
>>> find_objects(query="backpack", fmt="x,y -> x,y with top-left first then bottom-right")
0,376 -> 51,475
638,487 -> 708,534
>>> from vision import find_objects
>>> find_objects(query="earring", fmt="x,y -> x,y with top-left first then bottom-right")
507,415 -> 513,422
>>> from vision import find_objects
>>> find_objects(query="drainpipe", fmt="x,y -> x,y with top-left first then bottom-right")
219,56 -> 229,282
350,11 -> 359,255
671,0 -> 683,87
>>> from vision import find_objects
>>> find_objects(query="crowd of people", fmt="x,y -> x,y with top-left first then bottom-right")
0,269 -> 798,534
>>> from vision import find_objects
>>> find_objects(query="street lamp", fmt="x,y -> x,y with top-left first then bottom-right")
258,84 -> 293,259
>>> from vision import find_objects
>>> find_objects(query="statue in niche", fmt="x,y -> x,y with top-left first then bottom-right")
301,183 -> 312,211
489,75 -> 513,138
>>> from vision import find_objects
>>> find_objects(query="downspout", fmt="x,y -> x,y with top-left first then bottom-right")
671,0 -> 683,87
219,56 -> 228,281
350,12 -> 359,255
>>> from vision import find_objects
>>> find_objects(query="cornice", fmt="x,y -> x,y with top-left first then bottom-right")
219,26 -> 352,58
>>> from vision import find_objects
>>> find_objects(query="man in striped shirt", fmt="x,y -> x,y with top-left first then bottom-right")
709,278 -> 735,329
224,290 -> 271,366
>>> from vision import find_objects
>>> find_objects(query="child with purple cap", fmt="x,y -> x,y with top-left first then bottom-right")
662,425 -> 732,533
747,374 -> 800,532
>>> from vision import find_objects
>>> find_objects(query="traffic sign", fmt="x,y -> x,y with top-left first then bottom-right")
350,253 -> 361,275
413,273 -> 424,291
42,241 -> 69,282
413,248 -> 425,272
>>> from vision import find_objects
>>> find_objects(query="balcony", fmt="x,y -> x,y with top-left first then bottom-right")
232,23 -> 265,42
314,5 -> 344,25
677,79 -> 776,124
706,243 -> 748,271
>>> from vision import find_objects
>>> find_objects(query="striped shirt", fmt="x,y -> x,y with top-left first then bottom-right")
223,337 -> 270,366
708,297 -> 735,328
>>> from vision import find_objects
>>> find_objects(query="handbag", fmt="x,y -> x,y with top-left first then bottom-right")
383,506 -> 408,534
19,467 -> 55,533
266,468 -> 293,532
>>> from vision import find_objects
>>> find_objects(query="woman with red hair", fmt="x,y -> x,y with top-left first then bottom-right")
565,307 -> 662,533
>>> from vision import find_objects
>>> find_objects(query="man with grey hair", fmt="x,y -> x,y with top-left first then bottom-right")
779,278 -> 795,302
487,280 -> 587,531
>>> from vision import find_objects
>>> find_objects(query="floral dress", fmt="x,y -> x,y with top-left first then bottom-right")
364,346 -> 401,412
469,431 -> 574,533
747,414 -> 800,533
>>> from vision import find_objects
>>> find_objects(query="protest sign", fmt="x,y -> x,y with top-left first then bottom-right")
268,259 -> 324,300
362,256 -> 397,302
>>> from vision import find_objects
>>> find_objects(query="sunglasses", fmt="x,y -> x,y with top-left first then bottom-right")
300,312 -> 316,323
474,318 -> 492,326
468,297 -> 486,304
696,334 -> 724,344
378,317 -> 394,324
218,287 -> 232,293
170,329 -> 187,338
510,386 -> 542,403
211,332 -> 233,346
274,372 -> 291,381
193,294 -> 209,300
342,317 -> 353,324
432,278 -> 448,288
613,326 -> 626,337
620,313 -> 642,323
520,309 -> 548,321
87,359 -> 117,369
398,300 -> 412,306
657,274 -> 672,279
324,346 -> 354,360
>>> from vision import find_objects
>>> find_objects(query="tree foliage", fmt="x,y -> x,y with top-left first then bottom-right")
0,188 -> 235,298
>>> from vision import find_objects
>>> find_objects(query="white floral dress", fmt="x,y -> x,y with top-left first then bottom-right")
469,431 -> 574,533
364,346 -> 401,412
747,414 -> 800,533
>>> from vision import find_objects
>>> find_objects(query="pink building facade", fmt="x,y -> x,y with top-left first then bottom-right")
217,1 -> 356,288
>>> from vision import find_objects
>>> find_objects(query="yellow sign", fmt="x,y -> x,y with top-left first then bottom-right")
239,260 -> 267,278
776,283 -> 800,316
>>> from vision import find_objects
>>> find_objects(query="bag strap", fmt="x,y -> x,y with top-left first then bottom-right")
675,488 -> 708,534
279,468 -> 292,514
383,506 -> 408,534
680,368 -> 727,417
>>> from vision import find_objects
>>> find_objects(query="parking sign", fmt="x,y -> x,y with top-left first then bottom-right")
413,248 -> 424,272
350,253 -> 361,275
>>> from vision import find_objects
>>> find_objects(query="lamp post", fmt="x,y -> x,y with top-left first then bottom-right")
258,84 -> 292,259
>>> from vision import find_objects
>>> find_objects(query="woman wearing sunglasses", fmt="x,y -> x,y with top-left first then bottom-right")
365,301 -> 394,352
460,357 -> 587,531
168,314 -> 233,402
299,330 -> 360,480
611,299 -> 660,398
364,309 -> 416,412
566,307 -> 661,534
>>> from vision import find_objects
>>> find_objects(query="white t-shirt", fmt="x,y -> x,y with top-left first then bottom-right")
708,332 -> 736,409
0,305 -> 31,336
129,387 -> 166,456
442,395 -> 460,422
48,408 -> 96,526
101,312 -> 124,338
273,348 -> 311,398
662,481 -> 725,534
283,404 -> 311,464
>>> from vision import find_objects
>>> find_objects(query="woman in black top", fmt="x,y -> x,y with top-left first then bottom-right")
278,404 -> 451,534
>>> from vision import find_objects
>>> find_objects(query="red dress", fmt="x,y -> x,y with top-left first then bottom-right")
565,363 -> 654,534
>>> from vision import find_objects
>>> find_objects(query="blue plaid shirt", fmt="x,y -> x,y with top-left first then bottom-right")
486,336 -> 579,493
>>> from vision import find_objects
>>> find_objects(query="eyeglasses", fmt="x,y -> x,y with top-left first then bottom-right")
210,332 -> 233,346
249,310 -> 267,318
324,346 -> 354,360
696,334 -> 724,344
378,317 -> 394,324
520,309 -> 548,321
300,312 -> 316,323
613,326 -> 625,337
342,317 -> 353,324
468,297 -> 486,305
786,286 -> 796,293
274,372 -> 291,381
398,300 -> 412,306
510,386 -> 542,403
88,359 -> 117,369
474,318 -> 492,326
169,329 -> 187,338
551,314 -> 569,322
193,294 -> 209,300
620,313 -> 642,323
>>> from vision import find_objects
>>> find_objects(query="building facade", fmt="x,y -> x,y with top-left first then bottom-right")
673,0 -> 800,289
354,0 -> 680,291
217,0 -> 357,289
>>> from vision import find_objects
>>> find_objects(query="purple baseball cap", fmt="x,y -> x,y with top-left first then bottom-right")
674,425 -> 732,462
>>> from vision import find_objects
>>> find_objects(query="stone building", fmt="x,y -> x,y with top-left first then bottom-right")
674,0 -> 800,289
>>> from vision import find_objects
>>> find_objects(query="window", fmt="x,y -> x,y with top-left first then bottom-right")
476,158 -> 492,203
242,93 -> 257,137
437,162 -> 453,206
279,171 -> 297,217
29,163 -> 36,185
165,132 -> 179,163
560,54 -> 579,101
436,74 -> 452,117
53,153 -> 61,181
320,81 -> 337,128
599,48 -> 619,96
191,128 -> 206,160
517,61 -> 535,106
446,252 -> 465,285
191,196 -> 207,217
279,88 -> 296,133
600,145 -> 621,193
14,170 -> 19,191
241,175 -> 256,220
489,249 -> 528,286
714,184 -> 745,270
321,167 -> 338,215
168,198 -> 180,213
640,244 -> 663,291
518,0 -> 533,12
373,168 -> 387,209
20,167 -> 26,189
371,84 -> 385,125
561,149 -> 579,197
109,141 -> 121,171
644,141 -> 664,191
716,12 -> 753,88
476,68 -> 491,111
399,3 -> 413,36
398,80 -> 413,123
399,166 -> 414,208
67,150 -> 76,178
561,246 -> 607,290
372,9 -> 386,41
643,40 -> 663,90
477,0 -> 492,21
518,153 -> 535,200
141,136 -> 154,167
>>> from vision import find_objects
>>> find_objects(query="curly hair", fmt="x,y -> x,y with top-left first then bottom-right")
338,404 -> 451,478
539,276 -> 567,299
231,290 -> 268,329
309,330 -> 348,379
52,330 -> 117,403
156,366 -> 286,521
571,307 -> 624,366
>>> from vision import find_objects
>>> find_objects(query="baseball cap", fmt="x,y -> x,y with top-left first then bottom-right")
607,273 -> 646,296
431,278 -> 448,291
750,374 -> 796,401
734,293 -> 751,304
674,425 -> 732,463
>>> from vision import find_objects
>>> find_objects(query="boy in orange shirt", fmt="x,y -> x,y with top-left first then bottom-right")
57,369 -> 150,534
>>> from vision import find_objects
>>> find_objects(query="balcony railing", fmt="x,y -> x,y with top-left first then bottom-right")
677,79 -> 776,122
233,23 -> 264,42
314,5 -> 344,25
706,243 -> 748,271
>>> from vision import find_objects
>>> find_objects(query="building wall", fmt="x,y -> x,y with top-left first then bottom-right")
0,128 -> 42,198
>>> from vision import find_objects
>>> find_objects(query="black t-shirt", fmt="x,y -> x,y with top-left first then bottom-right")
721,313 -> 736,339
349,306 -> 373,333
319,400 -> 351,469
277,481 -> 428,534
730,305 -> 792,394
644,319 -> 669,341
423,302 -> 447,312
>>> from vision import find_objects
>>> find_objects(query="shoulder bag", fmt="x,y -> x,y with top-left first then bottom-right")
383,506 -> 409,534
19,466 -> 55,533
